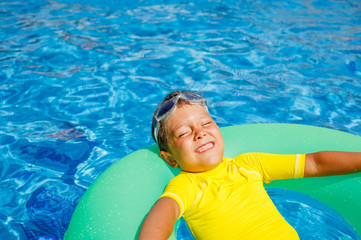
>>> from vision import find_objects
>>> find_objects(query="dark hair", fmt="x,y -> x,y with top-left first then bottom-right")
151,90 -> 205,151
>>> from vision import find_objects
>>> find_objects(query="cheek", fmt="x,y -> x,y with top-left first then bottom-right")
169,139 -> 187,156
210,127 -> 222,138
175,139 -> 188,151
175,140 -> 193,158
213,129 -> 224,149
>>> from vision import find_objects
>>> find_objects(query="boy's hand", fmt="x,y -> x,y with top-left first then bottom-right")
305,151 -> 361,177
138,197 -> 180,240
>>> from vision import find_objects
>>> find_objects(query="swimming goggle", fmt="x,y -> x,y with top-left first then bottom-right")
152,93 -> 208,143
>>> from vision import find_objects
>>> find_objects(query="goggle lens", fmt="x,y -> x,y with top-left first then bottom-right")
156,100 -> 176,119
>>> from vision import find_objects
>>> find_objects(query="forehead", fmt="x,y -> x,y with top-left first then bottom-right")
164,104 -> 210,129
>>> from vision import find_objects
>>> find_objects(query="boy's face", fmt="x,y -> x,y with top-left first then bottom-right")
160,104 -> 224,173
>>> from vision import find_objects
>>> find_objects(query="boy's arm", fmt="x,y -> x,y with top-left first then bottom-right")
305,151 -> 361,177
138,197 -> 180,240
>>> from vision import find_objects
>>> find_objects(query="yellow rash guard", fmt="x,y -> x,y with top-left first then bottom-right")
160,152 -> 305,240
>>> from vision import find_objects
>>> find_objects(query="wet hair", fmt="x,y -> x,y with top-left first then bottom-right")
151,90 -> 206,151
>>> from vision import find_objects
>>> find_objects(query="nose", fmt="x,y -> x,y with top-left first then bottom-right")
194,127 -> 207,140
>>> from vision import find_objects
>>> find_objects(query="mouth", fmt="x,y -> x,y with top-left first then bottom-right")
195,142 -> 215,153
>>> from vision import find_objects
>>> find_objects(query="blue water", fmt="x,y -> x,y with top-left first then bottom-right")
1,0 -> 361,239
177,188 -> 361,240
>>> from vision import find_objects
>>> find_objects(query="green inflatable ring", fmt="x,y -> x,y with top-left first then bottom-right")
64,124 -> 361,239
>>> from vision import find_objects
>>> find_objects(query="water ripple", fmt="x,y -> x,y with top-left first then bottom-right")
1,0 -> 361,239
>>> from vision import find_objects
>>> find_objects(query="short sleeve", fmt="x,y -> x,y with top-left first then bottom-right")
159,173 -> 197,219
235,153 -> 305,183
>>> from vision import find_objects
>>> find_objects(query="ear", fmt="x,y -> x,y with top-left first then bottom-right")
160,151 -> 178,168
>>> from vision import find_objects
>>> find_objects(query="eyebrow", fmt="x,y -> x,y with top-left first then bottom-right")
172,123 -> 187,134
171,114 -> 211,133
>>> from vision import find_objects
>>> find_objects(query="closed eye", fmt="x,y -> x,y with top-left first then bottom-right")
203,121 -> 212,127
178,131 -> 190,137
176,128 -> 191,138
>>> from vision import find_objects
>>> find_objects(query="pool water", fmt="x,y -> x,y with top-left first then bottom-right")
1,0 -> 361,239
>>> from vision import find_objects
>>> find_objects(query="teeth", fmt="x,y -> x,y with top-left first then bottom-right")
196,143 -> 213,153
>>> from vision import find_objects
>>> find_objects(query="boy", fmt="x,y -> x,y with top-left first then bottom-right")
139,91 -> 361,240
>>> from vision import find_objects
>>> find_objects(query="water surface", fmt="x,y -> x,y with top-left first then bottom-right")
1,0 -> 361,238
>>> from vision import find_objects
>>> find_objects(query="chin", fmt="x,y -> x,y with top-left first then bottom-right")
207,159 -> 222,169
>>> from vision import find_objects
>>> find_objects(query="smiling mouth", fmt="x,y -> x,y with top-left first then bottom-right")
195,142 -> 214,153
